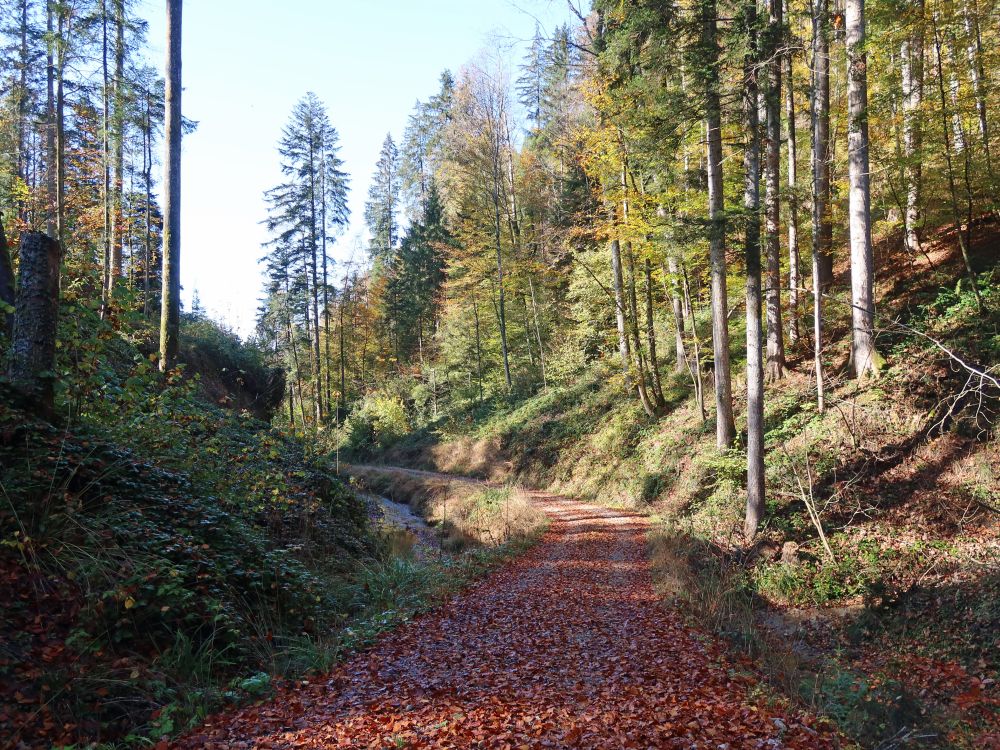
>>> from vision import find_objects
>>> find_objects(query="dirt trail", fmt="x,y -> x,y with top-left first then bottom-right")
176,470 -> 839,749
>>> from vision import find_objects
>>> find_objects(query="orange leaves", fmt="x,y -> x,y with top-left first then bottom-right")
174,495 -> 842,750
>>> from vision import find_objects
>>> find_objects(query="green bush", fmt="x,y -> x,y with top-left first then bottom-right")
343,393 -> 411,453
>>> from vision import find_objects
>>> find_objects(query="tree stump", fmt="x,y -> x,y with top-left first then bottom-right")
8,232 -> 61,417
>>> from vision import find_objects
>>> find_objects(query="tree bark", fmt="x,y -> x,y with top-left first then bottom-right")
932,14 -> 983,310
962,0 -> 991,177
701,0 -> 736,448
811,0 -> 831,411
764,0 -> 786,380
666,254 -> 687,373
55,6 -> 66,247
159,0 -> 182,372
645,258 -> 665,406
100,0 -> 112,307
901,1 -> 924,256
46,4 -> 57,237
784,0 -> 801,347
846,0 -> 881,378
111,0 -> 125,282
9,232 -> 61,417
744,1 -> 766,539
626,242 -> 658,417
610,226 -> 631,383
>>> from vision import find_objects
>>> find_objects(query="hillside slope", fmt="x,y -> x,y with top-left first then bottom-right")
360,220 -> 1000,747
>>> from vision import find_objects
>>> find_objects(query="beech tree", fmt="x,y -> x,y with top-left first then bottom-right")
846,0 -> 880,378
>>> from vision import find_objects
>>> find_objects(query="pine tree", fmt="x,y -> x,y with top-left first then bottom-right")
365,133 -> 400,267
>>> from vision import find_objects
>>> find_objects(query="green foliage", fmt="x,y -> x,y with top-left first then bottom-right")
343,392 -> 411,453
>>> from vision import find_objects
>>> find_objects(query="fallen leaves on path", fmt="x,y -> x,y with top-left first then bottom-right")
176,493 -> 841,749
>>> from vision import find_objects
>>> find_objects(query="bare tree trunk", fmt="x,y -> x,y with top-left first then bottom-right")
339,281 -> 348,420
932,14 -> 983,310
764,0 -> 786,380
784,0 -> 801,347
55,7 -> 65,248
111,0 -> 125,282
307,140 -> 324,424
743,1 -> 766,539
846,0 -> 881,378
901,0 -> 924,256
0,216 -> 13,337
491,154 -> 513,392
682,266 -> 706,422
143,95 -> 152,315
100,0 -> 112,308
644,258 -> 666,406
811,0 -> 831,411
626,242 -> 658,417
45,5 -> 56,237
666,254 -> 687,373
9,232 -> 61,417
701,0 -> 736,448
611,228 -> 631,382
962,0 -> 991,177
159,0 -> 182,372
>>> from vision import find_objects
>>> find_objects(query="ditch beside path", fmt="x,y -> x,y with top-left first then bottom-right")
175,468 -> 841,749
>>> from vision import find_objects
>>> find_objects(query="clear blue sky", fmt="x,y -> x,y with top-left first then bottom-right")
139,0 -> 582,336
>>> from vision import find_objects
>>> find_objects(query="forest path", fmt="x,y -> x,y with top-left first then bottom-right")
176,469 -> 839,749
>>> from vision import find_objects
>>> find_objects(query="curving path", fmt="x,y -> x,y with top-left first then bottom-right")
176,475 -> 840,749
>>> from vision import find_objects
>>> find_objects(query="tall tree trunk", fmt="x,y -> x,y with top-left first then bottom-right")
644,258 -> 665,406
143,95 -> 152,315
9,232 -> 61,417
491,159 -> 513,392
101,1 -> 112,307
901,1 -> 924,256
743,3 -> 766,539
962,0 -> 991,178
700,0 -> 736,448
784,0 -> 801,347
159,0 -> 182,372
846,0 -> 881,378
321,148 -> 333,413
15,0 -> 29,222
45,4 -> 57,237
338,281 -> 348,421
55,6 -> 66,247
0,216 -> 13,338
764,0 -> 786,380
307,140 -> 324,423
666,253 -> 687,373
932,14 -> 983,309
682,266 -> 706,422
811,0 -> 831,411
111,0 -> 125,282
626,242 -> 657,417
611,232 -> 631,382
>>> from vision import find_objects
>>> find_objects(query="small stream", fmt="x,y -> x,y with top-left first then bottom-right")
364,493 -> 439,557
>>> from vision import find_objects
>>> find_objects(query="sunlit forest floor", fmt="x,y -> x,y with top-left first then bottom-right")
361,218 -> 1000,748
175,480 -> 842,749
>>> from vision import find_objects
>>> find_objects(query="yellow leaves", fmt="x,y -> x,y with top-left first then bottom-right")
124,596 -> 135,609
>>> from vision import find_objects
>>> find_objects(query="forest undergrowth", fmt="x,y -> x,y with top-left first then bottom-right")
0,307 -> 543,749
